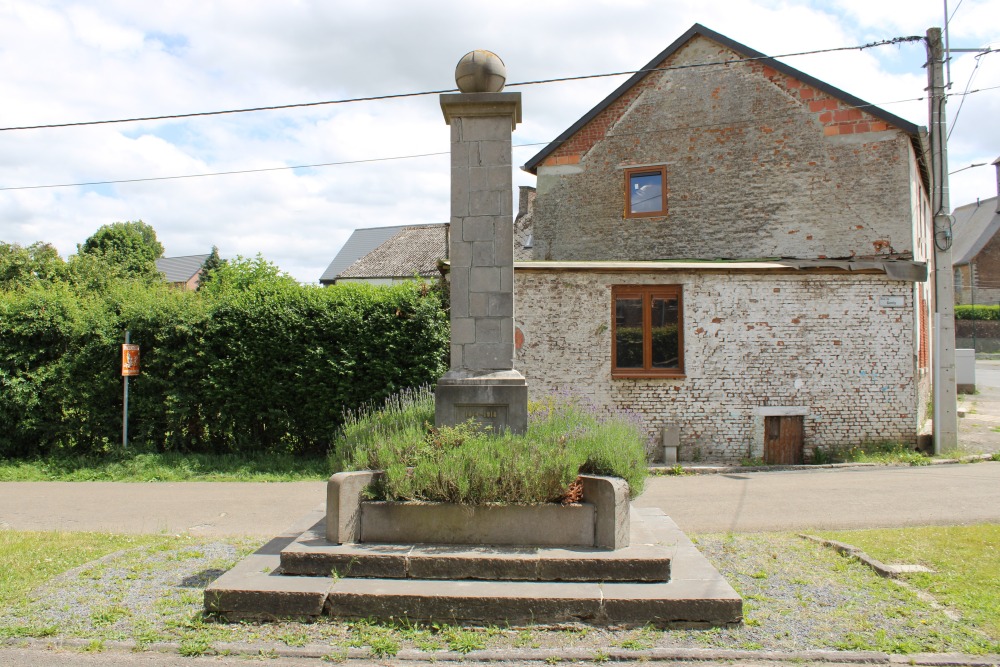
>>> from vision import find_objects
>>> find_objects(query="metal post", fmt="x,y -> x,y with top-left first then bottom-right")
123,330 -> 130,449
927,27 -> 959,453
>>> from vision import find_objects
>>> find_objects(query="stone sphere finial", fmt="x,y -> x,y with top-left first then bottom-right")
455,50 -> 507,93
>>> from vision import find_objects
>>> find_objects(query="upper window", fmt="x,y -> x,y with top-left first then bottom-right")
624,166 -> 667,218
612,285 -> 683,378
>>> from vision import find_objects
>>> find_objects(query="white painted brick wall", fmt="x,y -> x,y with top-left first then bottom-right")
514,269 -> 919,463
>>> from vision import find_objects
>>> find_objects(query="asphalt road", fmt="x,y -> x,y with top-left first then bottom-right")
4,462 -> 999,536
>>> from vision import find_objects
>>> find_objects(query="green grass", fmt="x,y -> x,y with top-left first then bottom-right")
816,524 -> 1000,641
331,387 -> 648,504
2,528 -> 999,655
0,451 -> 329,482
812,441 -> 930,466
0,532 -> 175,608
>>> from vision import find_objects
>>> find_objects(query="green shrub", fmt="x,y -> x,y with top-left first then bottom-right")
955,305 -> 1000,321
0,263 -> 448,458
331,389 -> 648,504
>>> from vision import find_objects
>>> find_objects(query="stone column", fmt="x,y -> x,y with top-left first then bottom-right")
435,51 -> 528,434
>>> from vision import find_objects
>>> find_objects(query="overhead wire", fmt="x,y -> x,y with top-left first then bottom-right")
4,81 -> 997,194
4,37 -> 999,195
0,35 -> 924,133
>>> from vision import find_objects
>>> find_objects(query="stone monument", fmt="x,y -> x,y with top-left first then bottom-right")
435,50 -> 528,434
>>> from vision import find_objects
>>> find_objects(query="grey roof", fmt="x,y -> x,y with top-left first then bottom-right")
523,23 -> 923,175
337,224 -> 448,280
952,196 -> 1000,266
155,254 -> 210,283
320,224 -> 419,284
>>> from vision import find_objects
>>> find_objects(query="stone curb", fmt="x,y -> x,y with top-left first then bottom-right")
6,637 -> 999,666
648,454 -> 995,475
797,535 -> 932,579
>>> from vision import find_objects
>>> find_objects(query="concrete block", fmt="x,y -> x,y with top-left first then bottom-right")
472,241 -> 495,266
450,344 -> 462,368
470,266 -> 501,293
470,190 -> 501,216
450,240 -> 471,268
359,501 -> 592,546
662,425 -> 680,464
475,318 -> 502,343
452,317 -> 475,344
450,169 -> 470,217
327,579 -> 603,626
489,293 -> 513,317
463,217 -> 495,242
500,265 -> 513,292
479,140 -> 512,168
537,548 -> 670,582
406,548 -> 540,580
462,343 -> 515,370
581,475 -> 631,549
326,471 -> 379,543
450,140 -> 469,168
488,165 -> 511,191
470,166 -> 489,192
469,293 -> 489,317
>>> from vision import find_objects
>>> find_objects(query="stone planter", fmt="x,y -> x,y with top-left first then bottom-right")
326,471 -> 630,549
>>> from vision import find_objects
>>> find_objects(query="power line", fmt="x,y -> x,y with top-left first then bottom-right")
0,36 -> 924,133
5,82 -> 997,193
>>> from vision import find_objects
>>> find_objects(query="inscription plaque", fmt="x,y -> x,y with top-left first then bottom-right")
456,404 -> 508,433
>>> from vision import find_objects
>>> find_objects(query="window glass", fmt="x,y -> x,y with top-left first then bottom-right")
614,296 -> 643,369
611,285 -> 683,377
629,171 -> 663,214
650,296 -> 679,369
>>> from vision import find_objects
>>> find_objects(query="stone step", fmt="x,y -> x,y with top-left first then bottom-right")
279,525 -> 671,582
324,575 -> 741,627
206,507 -> 743,627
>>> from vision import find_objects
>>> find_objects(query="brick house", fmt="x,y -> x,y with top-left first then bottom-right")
512,24 -> 934,464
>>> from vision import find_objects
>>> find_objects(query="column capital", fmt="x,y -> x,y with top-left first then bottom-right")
441,92 -> 522,129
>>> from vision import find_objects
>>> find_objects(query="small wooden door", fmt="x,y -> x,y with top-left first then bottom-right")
764,416 -> 804,464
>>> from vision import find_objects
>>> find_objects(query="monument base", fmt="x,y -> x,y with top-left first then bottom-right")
435,369 -> 528,434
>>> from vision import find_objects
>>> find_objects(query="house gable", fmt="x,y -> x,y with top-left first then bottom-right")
523,24 -> 927,263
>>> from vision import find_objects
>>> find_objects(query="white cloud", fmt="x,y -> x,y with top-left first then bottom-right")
0,0 -> 997,282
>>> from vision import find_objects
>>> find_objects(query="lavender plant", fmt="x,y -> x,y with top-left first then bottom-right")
330,388 -> 647,505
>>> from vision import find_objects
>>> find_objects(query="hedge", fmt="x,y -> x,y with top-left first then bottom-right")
0,278 -> 448,458
955,304 -> 1000,321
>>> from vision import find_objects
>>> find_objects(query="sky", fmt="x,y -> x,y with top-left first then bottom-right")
1,0 -> 998,283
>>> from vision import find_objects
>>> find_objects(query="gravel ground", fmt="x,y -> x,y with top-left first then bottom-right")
2,532 -> 997,658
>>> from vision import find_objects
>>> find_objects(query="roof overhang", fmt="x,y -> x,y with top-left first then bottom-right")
513,259 -> 927,282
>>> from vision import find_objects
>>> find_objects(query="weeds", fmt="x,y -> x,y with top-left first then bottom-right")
812,441 -> 930,466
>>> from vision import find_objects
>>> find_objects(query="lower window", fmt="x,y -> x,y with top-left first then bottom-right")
612,285 -> 683,378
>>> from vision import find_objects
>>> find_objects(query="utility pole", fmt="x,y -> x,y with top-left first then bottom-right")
927,27 -> 958,453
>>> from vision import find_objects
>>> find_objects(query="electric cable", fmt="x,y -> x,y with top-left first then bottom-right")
0,36 -> 925,133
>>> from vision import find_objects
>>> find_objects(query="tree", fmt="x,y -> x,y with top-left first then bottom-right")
197,245 -> 226,291
197,254 -> 297,295
77,220 -> 164,280
0,242 -> 65,290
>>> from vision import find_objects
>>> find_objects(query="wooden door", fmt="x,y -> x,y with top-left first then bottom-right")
764,416 -> 804,465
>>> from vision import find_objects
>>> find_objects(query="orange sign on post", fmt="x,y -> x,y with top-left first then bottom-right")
122,343 -> 140,377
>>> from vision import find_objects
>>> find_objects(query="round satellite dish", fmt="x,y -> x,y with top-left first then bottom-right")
455,50 -> 507,93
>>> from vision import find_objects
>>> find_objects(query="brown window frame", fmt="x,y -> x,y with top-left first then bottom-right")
623,165 -> 668,218
611,285 -> 684,378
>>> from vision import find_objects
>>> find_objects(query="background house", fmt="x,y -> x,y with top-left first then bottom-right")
323,194 -> 538,285
513,24 -> 934,464
952,158 -> 1000,306
320,223 -> 447,285
155,254 -> 210,290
